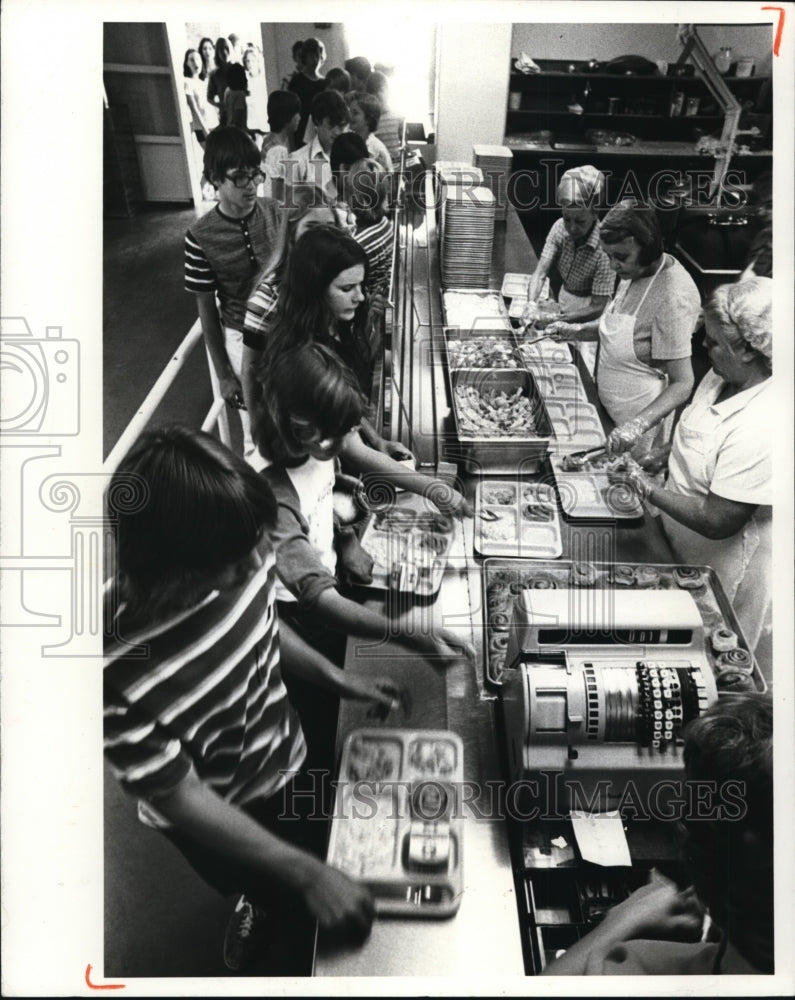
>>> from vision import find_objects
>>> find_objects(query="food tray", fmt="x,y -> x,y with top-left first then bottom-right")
500,272 -> 551,301
547,402 -> 606,454
475,480 -> 562,558
359,492 -> 455,597
442,289 -> 512,334
548,452 -> 643,520
443,329 -> 522,370
480,558 -> 766,692
449,368 -> 553,475
327,728 -> 464,917
515,337 -> 574,366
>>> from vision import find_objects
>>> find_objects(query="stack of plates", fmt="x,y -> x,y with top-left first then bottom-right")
436,164 -> 484,246
441,186 -> 495,289
473,145 -> 513,221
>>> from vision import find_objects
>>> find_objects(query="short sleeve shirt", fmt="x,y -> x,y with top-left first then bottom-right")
539,218 -> 615,299
611,254 -> 700,366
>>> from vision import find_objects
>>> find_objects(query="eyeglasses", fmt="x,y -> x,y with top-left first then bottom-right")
225,169 -> 266,189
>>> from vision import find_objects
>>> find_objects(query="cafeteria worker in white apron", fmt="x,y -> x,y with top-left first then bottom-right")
521,166 -> 615,375
546,201 -> 701,454
608,277 -> 773,680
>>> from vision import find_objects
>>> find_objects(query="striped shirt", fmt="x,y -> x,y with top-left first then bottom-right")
103,549 -> 306,813
539,218 -> 615,299
375,112 -> 404,162
354,216 -> 394,296
243,275 -> 280,350
185,198 -> 281,332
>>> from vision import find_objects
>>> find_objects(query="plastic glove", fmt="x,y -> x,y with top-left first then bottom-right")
520,299 -> 540,330
607,454 -> 654,501
633,444 -> 671,474
606,415 -> 649,455
543,321 -> 577,343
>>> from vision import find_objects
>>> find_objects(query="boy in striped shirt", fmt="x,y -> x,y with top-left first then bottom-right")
104,426 -> 393,972
185,127 -> 282,458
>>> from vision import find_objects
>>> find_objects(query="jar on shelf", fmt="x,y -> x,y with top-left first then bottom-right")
713,46 -> 732,74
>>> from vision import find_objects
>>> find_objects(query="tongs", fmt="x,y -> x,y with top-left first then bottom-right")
566,445 -> 607,462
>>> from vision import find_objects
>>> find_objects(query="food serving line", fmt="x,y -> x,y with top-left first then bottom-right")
313,173 -> 762,977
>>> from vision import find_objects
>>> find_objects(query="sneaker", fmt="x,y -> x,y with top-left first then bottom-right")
223,894 -> 270,972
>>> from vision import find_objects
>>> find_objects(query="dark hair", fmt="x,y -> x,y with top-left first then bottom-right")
345,56 -> 372,81
255,344 -> 367,465
365,70 -> 389,101
345,158 -> 388,227
198,37 -> 214,78
302,37 -> 325,62
226,62 -> 249,94
267,89 -> 301,131
311,88 -> 349,127
203,126 -> 260,183
292,39 -> 304,60
349,91 -> 382,133
680,694 -> 773,972
183,48 -> 200,79
599,201 -> 663,266
330,131 -> 369,177
267,226 -> 370,360
324,67 -> 351,93
108,425 -> 277,615
214,36 -> 230,68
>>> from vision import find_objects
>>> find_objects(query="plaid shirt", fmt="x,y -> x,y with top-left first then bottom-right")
539,218 -> 615,298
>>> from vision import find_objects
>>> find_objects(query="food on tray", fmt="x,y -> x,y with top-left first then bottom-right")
454,385 -> 538,437
609,563 -> 636,587
710,626 -> 738,653
490,610 -> 511,629
634,566 -> 661,589
716,668 -> 755,693
347,737 -> 402,782
520,502 -> 554,523
408,738 -> 456,778
673,566 -> 708,591
571,561 -> 598,587
479,510 -> 516,542
522,484 -> 556,504
447,338 -> 519,369
715,648 -> 753,673
443,291 -> 508,330
482,485 -> 517,505
524,573 -> 558,589
365,531 -> 406,569
487,579 -> 511,598
560,451 -> 613,473
374,509 -> 416,532
489,633 -> 510,654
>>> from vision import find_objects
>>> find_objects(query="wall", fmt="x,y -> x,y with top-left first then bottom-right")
511,22 -> 773,75
260,23 -> 347,95
435,22 -> 513,163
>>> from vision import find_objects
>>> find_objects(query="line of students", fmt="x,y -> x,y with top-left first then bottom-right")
106,120 -> 473,974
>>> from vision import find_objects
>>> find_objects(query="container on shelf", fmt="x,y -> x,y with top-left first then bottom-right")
713,46 -> 732,75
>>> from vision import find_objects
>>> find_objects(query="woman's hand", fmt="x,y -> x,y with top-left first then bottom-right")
382,440 -> 415,464
298,862 -> 375,942
220,373 -> 246,409
607,455 -> 654,501
367,291 -> 390,318
520,299 -> 539,330
400,620 -> 476,671
544,321 -> 578,342
634,444 -> 671,474
606,415 -> 650,455
425,481 -> 473,518
349,676 -> 412,719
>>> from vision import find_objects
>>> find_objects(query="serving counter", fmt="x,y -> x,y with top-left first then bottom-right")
313,172 -> 678,977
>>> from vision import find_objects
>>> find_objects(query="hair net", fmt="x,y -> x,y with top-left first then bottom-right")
709,276 -> 772,362
557,165 -> 605,208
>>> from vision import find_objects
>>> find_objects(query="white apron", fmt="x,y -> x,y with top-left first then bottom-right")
558,286 -> 597,377
596,258 -> 670,448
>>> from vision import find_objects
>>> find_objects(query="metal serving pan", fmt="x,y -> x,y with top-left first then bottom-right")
449,368 -> 553,475
479,558 -> 766,692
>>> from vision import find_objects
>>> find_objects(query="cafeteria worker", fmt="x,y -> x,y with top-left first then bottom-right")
547,201 -> 701,454
522,165 -> 615,374
610,277 -> 773,676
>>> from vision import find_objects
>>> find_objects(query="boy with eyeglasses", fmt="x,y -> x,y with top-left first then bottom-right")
185,126 -> 281,459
